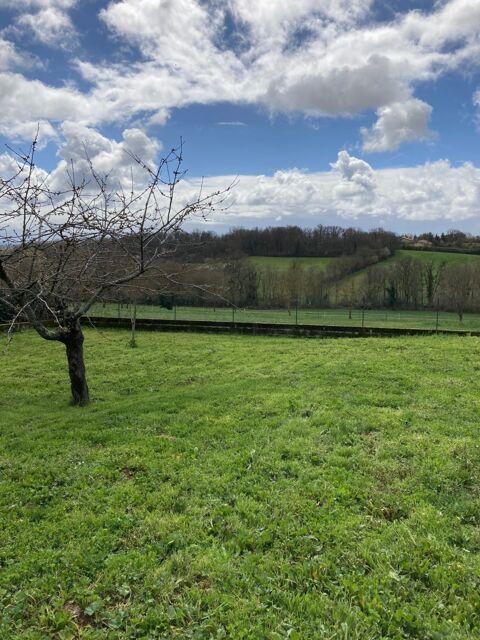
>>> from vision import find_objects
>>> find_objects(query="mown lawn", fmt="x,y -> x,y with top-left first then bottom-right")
1,330 -> 480,639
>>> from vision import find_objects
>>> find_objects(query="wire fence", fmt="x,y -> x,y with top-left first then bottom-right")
88,303 -> 480,332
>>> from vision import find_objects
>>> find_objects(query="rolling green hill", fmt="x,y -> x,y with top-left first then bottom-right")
249,250 -> 480,274
247,251 -> 480,305
380,249 -> 480,267
335,248 -> 480,293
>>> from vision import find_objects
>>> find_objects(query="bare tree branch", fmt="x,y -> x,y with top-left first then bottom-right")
0,134 -> 233,405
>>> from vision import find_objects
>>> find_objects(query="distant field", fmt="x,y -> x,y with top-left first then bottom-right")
2,330 -> 480,638
351,248 -> 480,278
89,303 -> 480,332
247,250 -> 480,275
396,249 -> 480,264
248,256 -> 334,271
334,248 -> 480,297
372,249 -> 480,272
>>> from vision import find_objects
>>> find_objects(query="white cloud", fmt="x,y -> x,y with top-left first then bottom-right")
361,98 -> 434,152
265,55 -> 408,116
0,120 -> 57,148
1,0 -> 77,47
0,0 -> 480,150
330,150 -> 375,190
0,1 -> 75,7
226,0 -> 372,48
402,0 -> 480,50
15,6 -> 77,47
49,123 -> 161,190
0,38 -> 22,71
330,150 -> 376,208
0,72 -> 90,125
3,130 -> 480,228
182,152 -> 480,225
89,0 -> 480,140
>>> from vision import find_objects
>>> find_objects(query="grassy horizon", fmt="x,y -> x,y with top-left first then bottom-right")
1,330 -> 480,638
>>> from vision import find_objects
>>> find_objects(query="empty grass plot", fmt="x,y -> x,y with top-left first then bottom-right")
1,330 -> 480,638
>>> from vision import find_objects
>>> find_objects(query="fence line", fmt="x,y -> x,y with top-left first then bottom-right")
3,305 -> 480,335
88,303 -> 480,333
80,316 -> 480,338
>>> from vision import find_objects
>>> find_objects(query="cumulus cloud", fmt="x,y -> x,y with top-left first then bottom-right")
331,150 -> 376,190
0,36 -> 41,72
185,153 -> 480,225
0,120 -> 57,148
361,98 -> 434,152
0,0 -> 479,157
0,72 -> 90,133
0,0 -> 478,148
3,0 -> 77,47
3,126 -> 480,228
226,0 -> 372,47
265,55 -> 408,116
86,0 -> 480,135
48,123 -> 161,190
0,38 -> 24,71
15,7 -> 77,47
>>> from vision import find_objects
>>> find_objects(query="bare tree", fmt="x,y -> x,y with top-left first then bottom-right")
442,263 -> 473,322
0,138 -> 232,406
421,259 -> 445,308
224,259 -> 258,308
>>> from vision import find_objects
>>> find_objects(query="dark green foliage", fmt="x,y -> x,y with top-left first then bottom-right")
386,282 -> 397,308
158,294 -> 174,310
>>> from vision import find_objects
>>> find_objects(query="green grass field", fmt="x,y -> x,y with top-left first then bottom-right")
333,249 -> 480,300
247,250 -> 480,278
341,248 -> 480,281
89,303 -> 480,332
247,256 -> 333,271
1,330 -> 480,638
395,249 -> 480,265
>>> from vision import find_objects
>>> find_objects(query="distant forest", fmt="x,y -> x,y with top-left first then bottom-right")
134,226 -> 480,318
174,225 -> 400,260
173,226 -> 480,261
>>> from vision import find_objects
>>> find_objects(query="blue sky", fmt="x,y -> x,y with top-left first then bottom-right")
0,0 -> 479,232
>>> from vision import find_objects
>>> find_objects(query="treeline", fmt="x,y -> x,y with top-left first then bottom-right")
115,255 -> 480,322
172,225 -> 400,260
117,245 -> 392,309
223,256 -> 480,319
355,257 -> 480,319
405,229 -> 480,253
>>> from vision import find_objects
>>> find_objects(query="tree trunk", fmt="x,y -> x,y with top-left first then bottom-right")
64,322 -> 89,406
